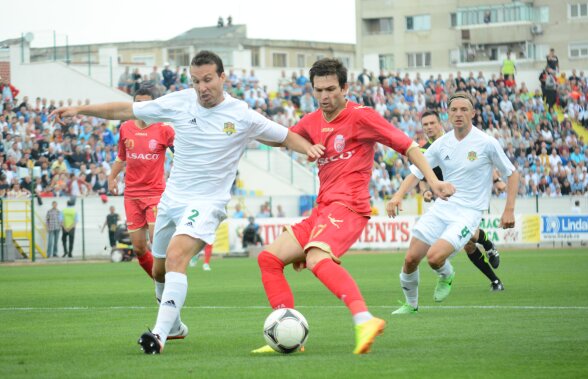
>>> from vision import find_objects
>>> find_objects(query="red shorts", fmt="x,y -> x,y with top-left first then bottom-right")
124,196 -> 161,231
287,202 -> 368,262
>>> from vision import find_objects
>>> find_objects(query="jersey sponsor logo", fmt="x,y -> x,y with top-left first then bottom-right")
334,134 -> 345,153
135,132 -> 148,136
148,139 -> 158,152
322,127 -> 334,132
223,122 -> 237,135
467,151 -> 477,161
317,150 -> 355,166
189,118 -> 198,125
124,138 -> 135,150
126,152 -> 161,160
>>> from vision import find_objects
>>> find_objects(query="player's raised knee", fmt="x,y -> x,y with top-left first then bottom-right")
404,254 -> 422,271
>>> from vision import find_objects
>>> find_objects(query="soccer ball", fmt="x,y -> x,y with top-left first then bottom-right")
263,308 -> 309,354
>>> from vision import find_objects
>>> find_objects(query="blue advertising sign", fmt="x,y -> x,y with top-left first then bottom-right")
541,215 -> 588,241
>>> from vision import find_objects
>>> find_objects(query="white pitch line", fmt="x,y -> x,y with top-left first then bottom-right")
1,305 -> 587,311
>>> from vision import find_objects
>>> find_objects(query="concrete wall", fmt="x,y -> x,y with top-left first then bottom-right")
12,61 -> 131,104
10,194 -> 585,260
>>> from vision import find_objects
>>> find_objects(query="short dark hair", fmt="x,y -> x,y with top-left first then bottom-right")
421,110 -> 440,122
191,50 -> 224,76
309,58 -> 347,89
133,84 -> 160,100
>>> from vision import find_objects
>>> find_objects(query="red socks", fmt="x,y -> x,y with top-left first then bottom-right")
137,250 -> 154,279
204,244 -> 212,264
258,251 -> 294,309
258,251 -> 367,315
311,259 -> 367,315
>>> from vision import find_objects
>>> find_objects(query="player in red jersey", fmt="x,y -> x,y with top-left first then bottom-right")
108,85 -> 175,280
252,59 -> 455,354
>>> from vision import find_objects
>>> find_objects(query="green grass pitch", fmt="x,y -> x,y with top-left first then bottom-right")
1,249 -> 587,378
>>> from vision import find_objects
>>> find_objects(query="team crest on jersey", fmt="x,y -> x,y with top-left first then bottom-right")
467,151 -> 477,161
223,122 -> 236,136
148,139 -> 158,152
334,134 -> 345,153
124,139 -> 135,150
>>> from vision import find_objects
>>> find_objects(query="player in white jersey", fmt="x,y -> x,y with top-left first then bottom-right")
50,50 -> 325,354
386,92 -> 519,314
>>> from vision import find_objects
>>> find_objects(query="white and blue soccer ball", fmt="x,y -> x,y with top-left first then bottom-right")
263,308 -> 309,354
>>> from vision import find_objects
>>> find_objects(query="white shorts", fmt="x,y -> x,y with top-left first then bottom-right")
151,194 -> 227,259
412,201 -> 482,255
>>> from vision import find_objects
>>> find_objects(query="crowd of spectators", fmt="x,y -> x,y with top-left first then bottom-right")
1,56 -> 587,202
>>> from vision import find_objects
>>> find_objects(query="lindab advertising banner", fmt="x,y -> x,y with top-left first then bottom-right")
541,215 -> 588,242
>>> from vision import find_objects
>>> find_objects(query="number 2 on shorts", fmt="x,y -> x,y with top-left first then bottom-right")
188,209 -> 200,222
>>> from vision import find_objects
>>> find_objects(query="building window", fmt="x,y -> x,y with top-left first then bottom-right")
167,48 -> 190,67
379,54 -> 394,70
407,52 -> 431,68
569,42 -> 588,58
364,18 -> 394,34
406,15 -> 431,31
272,53 -> 287,67
131,55 -> 155,67
251,50 -> 260,67
569,3 -> 588,18
297,54 -> 305,67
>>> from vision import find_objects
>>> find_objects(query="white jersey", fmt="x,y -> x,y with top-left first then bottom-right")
133,89 -> 288,203
410,126 -> 514,211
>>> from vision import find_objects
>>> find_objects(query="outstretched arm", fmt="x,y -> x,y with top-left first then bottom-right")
406,147 -> 455,200
50,102 -> 135,124
260,131 -> 325,161
386,174 -> 420,218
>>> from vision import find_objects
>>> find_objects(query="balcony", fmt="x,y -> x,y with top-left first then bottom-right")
450,42 -> 549,66
451,2 -> 549,29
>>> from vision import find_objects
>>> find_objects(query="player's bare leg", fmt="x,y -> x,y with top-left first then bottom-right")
427,239 -> 456,302
393,237 -> 429,315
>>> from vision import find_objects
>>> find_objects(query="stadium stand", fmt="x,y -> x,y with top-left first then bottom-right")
1,65 -> 586,202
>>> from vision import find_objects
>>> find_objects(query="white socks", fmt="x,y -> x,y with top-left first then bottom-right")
435,261 -> 454,279
154,280 -> 183,333
352,311 -> 373,325
399,269 -> 419,308
152,272 -> 187,344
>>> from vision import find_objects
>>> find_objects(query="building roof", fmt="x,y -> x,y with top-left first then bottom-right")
169,24 -> 247,42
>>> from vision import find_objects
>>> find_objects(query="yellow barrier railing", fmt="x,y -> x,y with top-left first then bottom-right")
2,199 -> 47,260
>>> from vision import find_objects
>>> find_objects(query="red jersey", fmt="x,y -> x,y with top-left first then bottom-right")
291,101 -> 414,215
117,120 -> 175,198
